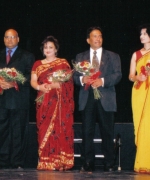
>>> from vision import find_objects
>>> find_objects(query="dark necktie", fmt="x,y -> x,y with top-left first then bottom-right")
6,49 -> 12,64
92,51 -> 99,71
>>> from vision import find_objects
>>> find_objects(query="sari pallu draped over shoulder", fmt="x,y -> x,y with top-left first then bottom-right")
132,51 -> 150,173
32,58 -> 74,170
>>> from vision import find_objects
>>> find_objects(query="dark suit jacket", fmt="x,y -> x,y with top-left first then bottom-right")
73,48 -> 122,112
0,47 -> 35,109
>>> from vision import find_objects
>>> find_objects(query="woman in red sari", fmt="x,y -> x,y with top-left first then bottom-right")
31,36 -> 74,171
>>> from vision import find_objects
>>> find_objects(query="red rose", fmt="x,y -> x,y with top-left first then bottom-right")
83,67 -> 87,71
80,61 -> 85,66
146,63 -> 150,67
12,72 -> 17,77
90,69 -> 95,73
7,72 -> 12,76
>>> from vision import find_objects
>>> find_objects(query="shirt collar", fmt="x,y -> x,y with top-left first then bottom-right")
6,46 -> 18,53
90,47 -> 102,54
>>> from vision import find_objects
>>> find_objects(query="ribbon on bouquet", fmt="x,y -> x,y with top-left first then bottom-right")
13,81 -> 19,91
84,71 -> 101,90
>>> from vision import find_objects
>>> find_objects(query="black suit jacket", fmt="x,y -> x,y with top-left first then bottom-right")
73,48 -> 122,112
0,47 -> 35,109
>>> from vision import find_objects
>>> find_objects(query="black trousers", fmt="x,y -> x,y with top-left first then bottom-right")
81,88 -> 114,167
0,108 -> 29,168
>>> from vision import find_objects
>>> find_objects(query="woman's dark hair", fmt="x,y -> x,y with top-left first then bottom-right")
139,24 -> 150,37
40,36 -> 59,55
87,26 -> 102,38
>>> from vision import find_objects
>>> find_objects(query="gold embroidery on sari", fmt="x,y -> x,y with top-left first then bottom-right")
39,100 -> 59,156
33,59 -> 70,77
37,151 -> 74,170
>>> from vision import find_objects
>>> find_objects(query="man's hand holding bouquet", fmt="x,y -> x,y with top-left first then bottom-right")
0,68 -> 26,95
73,60 -> 102,99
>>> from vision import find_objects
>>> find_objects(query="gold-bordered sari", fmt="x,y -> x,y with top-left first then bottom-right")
132,51 -> 150,173
32,58 -> 74,170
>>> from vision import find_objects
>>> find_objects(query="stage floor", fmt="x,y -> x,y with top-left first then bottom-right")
0,169 -> 150,180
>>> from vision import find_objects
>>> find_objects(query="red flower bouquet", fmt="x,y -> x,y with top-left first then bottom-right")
0,68 -> 26,95
73,60 -> 102,99
134,62 -> 150,89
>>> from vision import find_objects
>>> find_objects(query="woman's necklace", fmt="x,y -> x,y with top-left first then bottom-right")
143,47 -> 150,51
45,58 -> 56,62
45,59 -> 50,62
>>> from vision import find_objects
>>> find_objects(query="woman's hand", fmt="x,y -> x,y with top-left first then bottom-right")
38,83 -> 50,93
136,73 -> 147,82
50,82 -> 60,89
39,82 -> 60,93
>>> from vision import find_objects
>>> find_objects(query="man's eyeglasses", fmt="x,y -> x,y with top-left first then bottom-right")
4,36 -> 18,39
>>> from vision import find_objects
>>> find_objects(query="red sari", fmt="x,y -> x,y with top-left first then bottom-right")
31,58 -> 74,170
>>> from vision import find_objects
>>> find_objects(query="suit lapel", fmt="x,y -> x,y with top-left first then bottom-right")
0,49 -> 7,67
84,50 -> 90,63
100,49 -> 107,72
8,48 -> 22,65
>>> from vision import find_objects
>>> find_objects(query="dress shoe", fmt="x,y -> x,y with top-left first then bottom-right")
80,163 -> 93,174
12,166 -> 23,170
17,166 -> 23,170
104,165 -> 115,172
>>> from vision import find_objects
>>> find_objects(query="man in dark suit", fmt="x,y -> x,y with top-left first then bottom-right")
0,29 -> 35,169
73,27 -> 122,173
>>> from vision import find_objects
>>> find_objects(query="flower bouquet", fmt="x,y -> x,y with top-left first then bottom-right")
0,67 -> 26,95
134,61 -> 150,89
73,60 -> 102,99
47,69 -> 73,82
35,69 -> 73,104
72,60 -> 95,75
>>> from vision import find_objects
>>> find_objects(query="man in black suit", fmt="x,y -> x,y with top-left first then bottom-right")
73,27 -> 122,173
0,29 -> 35,169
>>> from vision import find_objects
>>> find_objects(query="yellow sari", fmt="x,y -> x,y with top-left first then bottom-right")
132,51 -> 150,173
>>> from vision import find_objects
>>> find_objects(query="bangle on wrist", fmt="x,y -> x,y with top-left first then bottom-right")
37,85 -> 40,91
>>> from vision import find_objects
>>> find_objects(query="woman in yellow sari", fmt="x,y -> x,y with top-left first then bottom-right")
129,24 -> 150,173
